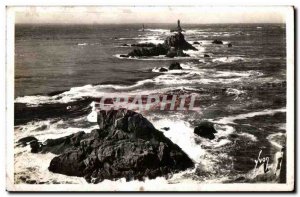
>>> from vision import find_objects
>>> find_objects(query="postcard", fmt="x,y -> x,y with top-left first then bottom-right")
6,6 -> 295,192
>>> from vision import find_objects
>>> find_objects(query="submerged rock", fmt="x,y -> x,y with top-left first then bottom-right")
228,43 -> 233,47
212,39 -> 223,44
169,62 -> 183,70
159,67 -> 168,72
25,109 -> 194,183
194,121 -> 217,140
17,136 -> 38,146
193,41 -> 200,45
204,54 -> 210,58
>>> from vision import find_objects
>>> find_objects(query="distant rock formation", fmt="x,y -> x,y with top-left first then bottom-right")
164,32 -> 196,51
19,109 -> 194,183
126,20 -> 197,58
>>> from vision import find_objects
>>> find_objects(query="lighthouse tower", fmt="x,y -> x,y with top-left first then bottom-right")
170,19 -> 184,33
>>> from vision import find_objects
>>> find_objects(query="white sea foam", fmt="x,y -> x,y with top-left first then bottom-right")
114,54 -> 191,61
267,133 -> 286,149
214,108 -> 286,125
151,118 -> 204,163
77,43 -> 88,46
212,57 -> 246,63
143,29 -> 169,34
238,133 -> 258,142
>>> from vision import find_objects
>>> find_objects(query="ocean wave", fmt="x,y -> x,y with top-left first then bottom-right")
238,132 -> 258,142
15,63 -> 264,106
142,28 -> 170,34
114,54 -> 192,61
77,43 -> 88,46
225,88 -> 246,100
151,118 -> 205,163
267,133 -> 286,149
212,57 -> 246,63
116,37 -> 142,40
214,108 -> 286,125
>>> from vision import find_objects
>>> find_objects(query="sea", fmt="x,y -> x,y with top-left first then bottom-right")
14,23 -> 287,185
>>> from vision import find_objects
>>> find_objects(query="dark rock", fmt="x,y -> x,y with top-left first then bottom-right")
161,127 -> 170,131
212,39 -> 223,44
228,43 -> 233,47
204,54 -> 210,58
193,41 -> 200,45
122,44 -> 129,47
194,121 -> 217,140
17,136 -> 38,146
169,62 -> 183,70
176,50 -> 189,57
120,54 -> 129,58
27,109 -> 194,183
128,44 -> 168,57
30,141 -> 41,153
159,67 -> 168,72
131,43 -> 156,47
167,48 -> 187,58
127,32 -> 196,58
165,50 -> 176,58
164,32 -> 197,51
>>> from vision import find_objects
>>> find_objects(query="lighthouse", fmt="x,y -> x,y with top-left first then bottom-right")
170,19 -> 184,33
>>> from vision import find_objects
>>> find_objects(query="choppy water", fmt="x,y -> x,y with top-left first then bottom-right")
14,23 -> 287,185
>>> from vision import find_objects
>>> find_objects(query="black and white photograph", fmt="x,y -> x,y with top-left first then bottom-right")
5,6 -> 295,192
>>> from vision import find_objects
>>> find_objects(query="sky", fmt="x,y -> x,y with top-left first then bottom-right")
13,6 -> 289,24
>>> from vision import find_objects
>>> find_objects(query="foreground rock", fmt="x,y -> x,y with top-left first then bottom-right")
22,109 -> 194,183
194,121 -> 217,140
127,32 -> 197,58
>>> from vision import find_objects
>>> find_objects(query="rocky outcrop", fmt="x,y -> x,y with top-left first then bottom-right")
194,121 -> 217,140
22,109 -> 194,183
131,43 -> 156,47
127,32 -> 197,58
169,62 -> 183,70
17,136 -> 38,146
128,44 -> 169,57
164,32 -> 197,51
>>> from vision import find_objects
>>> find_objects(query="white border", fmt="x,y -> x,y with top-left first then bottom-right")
5,5 -> 295,192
